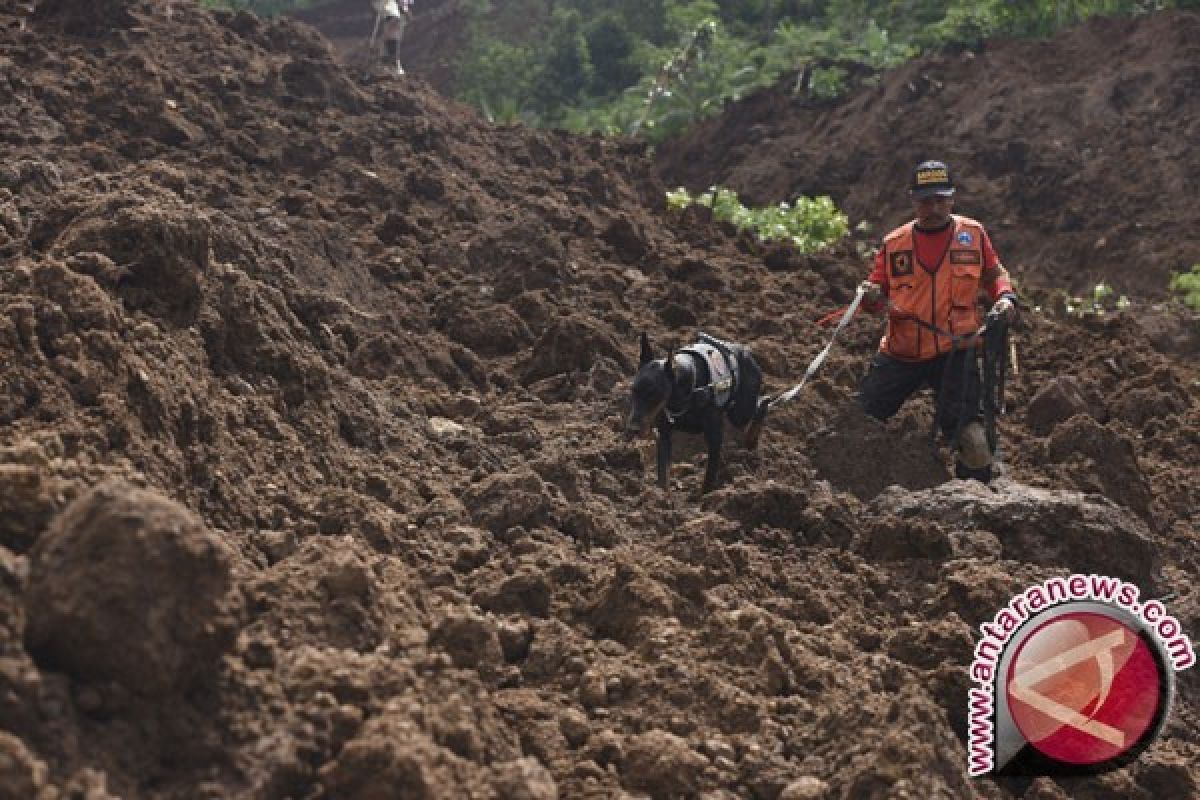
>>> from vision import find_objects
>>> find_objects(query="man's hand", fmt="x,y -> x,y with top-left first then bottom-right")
859,280 -> 884,308
987,295 -> 1017,325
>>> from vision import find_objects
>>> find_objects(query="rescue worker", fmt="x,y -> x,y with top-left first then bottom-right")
371,0 -> 412,75
856,160 -> 1018,483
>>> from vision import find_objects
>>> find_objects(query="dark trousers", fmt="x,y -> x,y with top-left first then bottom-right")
856,348 -> 982,440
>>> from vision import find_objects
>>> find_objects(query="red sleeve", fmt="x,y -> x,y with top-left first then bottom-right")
981,229 -> 1000,272
868,246 -> 888,288
980,229 -> 1014,301
862,246 -> 889,312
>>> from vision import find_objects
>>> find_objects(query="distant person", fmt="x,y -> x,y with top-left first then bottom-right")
855,160 -> 1018,483
371,0 -> 412,75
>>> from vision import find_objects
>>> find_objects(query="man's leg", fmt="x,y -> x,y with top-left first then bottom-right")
855,352 -> 926,421
390,15 -> 408,73
380,18 -> 403,73
932,347 -> 991,482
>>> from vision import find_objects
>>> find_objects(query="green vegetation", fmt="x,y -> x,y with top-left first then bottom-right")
666,186 -> 849,252
1169,265 -> 1200,311
1047,283 -> 1131,317
449,1 -> 1197,140
198,1 -> 1200,142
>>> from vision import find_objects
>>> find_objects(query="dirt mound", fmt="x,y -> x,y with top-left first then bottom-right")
658,11 -> 1200,301
292,0 -> 466,91
25,480 -> 243,697
0,2 -> 1197,798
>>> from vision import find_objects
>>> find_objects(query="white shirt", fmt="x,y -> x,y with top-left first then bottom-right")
371,0 -> 412,17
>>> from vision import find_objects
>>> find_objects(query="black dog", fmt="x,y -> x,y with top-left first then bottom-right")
625,331 -> 769,493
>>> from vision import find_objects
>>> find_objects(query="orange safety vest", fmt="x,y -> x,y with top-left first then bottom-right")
880,215 -> 986,361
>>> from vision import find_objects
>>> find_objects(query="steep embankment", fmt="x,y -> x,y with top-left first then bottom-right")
658,11 -> 1200,300
291,0 -> 467,92
0,2 -> 1196,798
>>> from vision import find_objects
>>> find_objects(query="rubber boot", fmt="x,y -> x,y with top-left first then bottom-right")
955,421 -> 993,484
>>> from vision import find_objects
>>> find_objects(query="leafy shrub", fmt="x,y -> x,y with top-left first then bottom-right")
666,186 -> 849,253
1047,283 -> 1131,317
1169,265 -> 1200,310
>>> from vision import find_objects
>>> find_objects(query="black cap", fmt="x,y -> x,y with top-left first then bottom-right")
910,160 -> 955,198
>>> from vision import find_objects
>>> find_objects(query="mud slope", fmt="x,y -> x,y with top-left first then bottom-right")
292,0 -> 467,92
0,2 -> 1197,799
658,11 -> 1200,300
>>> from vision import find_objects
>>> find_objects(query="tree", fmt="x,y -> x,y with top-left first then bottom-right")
586,13 -> 641,97
531,10 -> 594,117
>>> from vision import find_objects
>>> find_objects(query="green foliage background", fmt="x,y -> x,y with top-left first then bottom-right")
205,1 -> 1199,141
446,0 -> 1198,138
199,0 -> 1200,290
666,186 -> 849,253
1169,266 -> 1200,311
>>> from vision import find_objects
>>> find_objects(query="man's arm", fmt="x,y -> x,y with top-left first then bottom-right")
861,246 -> 889,312
980,229 -> 1015,302
980,229 -> 1018,322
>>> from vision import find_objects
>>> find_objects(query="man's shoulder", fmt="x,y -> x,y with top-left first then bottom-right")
882,220 -> 914,243
952,214 -> 986,231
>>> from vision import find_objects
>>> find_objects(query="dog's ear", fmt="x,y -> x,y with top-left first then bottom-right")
662,346 -> 674,380
639,332 -> 654,366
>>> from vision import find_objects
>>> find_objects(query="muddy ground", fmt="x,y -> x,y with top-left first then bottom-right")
0,2 -> 1197,799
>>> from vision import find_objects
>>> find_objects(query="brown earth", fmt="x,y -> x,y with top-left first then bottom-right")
657,10 -> 1200,302
291,0 -> 466,93
0,2 -> 1197,799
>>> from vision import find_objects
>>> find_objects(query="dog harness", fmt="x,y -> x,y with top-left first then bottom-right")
678,333 -> 738,410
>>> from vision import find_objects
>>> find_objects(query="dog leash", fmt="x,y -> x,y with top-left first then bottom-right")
769,283 -> 867,408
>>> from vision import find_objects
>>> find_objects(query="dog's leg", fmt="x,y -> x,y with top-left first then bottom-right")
742,396 -> 770,450
701,416 -> 724,493
655,423 -> 672,490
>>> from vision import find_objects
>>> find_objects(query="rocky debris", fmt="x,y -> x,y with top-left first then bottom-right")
807,404 -> 950,500
588,560 -> 676,644
318,721 -> 462,800
1024,375 -> 1096,435
429,610 -> 504,672
489,757 -> 558,800
0,1 -> 1195,798
620,729 -> 707,798
0,731 -> 50,800
780,775 -> 830,800
867,481 -> 1159,585
1041,415 -> 1155,515
24,480 -> 242,696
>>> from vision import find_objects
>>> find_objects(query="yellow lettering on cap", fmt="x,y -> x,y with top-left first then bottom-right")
917,168 -> 948,185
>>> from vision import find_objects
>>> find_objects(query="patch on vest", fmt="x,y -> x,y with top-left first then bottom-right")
949,250 -> 981,265
890,250 -> 914,276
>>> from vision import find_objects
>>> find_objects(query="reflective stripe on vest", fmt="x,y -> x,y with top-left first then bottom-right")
880,215 -> 984,361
